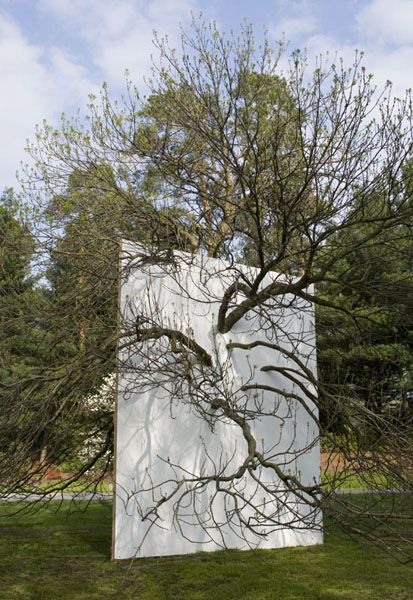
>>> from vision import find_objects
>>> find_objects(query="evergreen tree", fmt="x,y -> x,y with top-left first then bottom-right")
317,179 -> 413,432
0,188 -> 45,463
0,188 -> 36,378
2,21 -> 411,555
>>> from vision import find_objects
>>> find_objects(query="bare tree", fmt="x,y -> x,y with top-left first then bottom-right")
2,20 -> 412,559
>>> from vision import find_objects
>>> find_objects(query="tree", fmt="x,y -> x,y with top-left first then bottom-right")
0,189 -> 35,376
0,189 -> 41,457
4,21 -> 412,558
317,176 -> 413,429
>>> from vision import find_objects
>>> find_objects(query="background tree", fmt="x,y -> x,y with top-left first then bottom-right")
0,189 -> 36,380
0,189 -> 51,481
2,21 -> 411,557
317,184 -> 413,431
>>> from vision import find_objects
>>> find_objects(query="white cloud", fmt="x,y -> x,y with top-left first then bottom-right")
356,0 -> 413,46
2,0 -> 411,190
0,12 -> 96,187
0,1 -> 202,186
47,47 -> 98,102
271,14 -> 317,41
36,0 -> 86,20
302,0 -> 413,98
301,33 -> 358,64
269,0 -> 413,101
296,32 -> 412,99
354,0 -> 413,96
37,0 -> 199,86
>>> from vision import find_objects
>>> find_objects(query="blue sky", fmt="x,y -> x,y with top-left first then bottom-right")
1,0 -> 412,187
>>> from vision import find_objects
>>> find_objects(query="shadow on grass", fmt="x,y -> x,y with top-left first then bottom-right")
0,498 -> 412,600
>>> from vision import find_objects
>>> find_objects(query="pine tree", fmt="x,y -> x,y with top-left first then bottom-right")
317,180 -> 413,433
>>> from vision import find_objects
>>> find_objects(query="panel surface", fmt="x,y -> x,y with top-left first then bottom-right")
113,241 -> 322,559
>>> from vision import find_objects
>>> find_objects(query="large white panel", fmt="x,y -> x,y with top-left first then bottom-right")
113,241 -> 322,559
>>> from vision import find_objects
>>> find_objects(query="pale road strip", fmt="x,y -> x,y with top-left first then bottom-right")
0,489 -> 409,502
0,492 -> 113,502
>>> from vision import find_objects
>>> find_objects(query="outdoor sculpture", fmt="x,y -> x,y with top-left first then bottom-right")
113,241 -> 322,559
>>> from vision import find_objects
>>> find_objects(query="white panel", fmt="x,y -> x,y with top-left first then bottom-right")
113,241 -> 322,559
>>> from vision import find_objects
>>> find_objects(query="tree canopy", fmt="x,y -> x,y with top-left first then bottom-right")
1,21 -> 412,559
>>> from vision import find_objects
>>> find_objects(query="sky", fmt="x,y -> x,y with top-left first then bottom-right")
1,0 -> 413,189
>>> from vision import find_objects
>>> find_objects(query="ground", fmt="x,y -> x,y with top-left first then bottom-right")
0,499 -> 412,600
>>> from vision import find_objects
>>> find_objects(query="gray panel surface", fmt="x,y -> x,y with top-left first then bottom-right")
113,241 -> 322,559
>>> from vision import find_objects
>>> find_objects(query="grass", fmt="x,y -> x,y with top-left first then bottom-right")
35,473 -> 387,495
0,500 -> 412,600
30,475 -> 391,497
37,479 -> 113,494
321,471 -> 391,490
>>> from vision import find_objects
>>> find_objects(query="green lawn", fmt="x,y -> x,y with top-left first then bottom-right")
37,478 -> 113,494
0,500 -> 411,600
321,471 -> 391,490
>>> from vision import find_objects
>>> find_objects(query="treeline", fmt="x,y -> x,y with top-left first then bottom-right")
0,22 -> 412,538
1,162 -> 411,474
